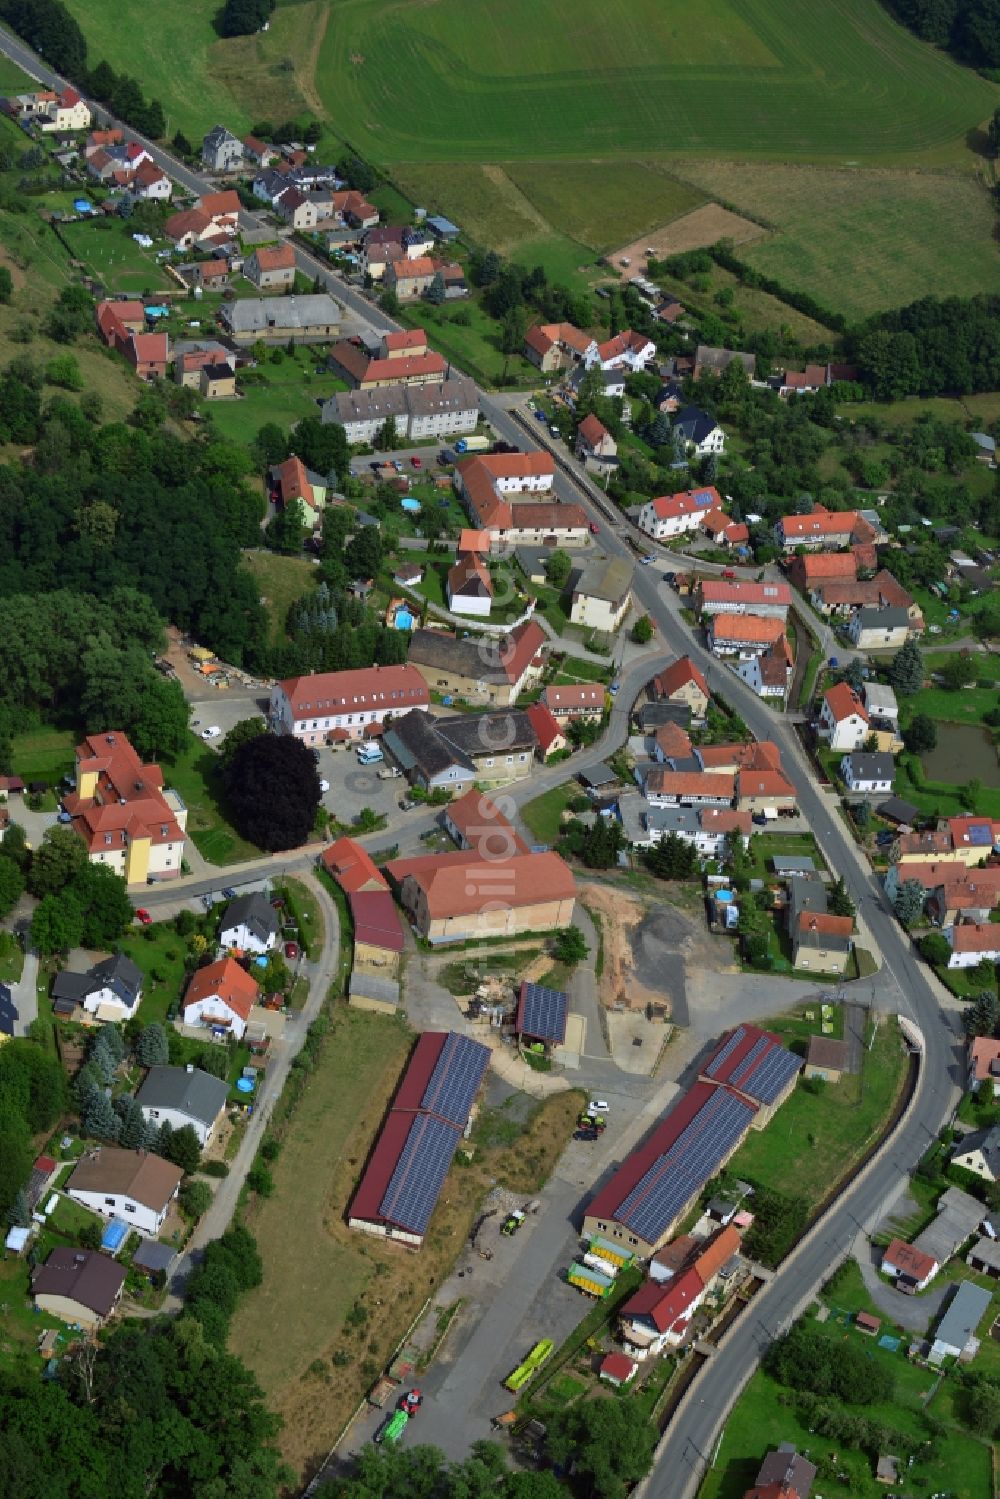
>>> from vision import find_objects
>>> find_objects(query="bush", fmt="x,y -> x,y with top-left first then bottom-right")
202,1159 -> 230,1178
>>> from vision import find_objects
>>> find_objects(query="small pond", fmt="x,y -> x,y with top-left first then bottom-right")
922,722 -> 1000,788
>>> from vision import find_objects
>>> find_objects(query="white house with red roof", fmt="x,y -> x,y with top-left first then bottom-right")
524,701 -> 566,760
947,924 -> 1000,969
652,657 -> 710,717
575,412 -> 617,468
541,683 -> 605,722
969,1037 -> 1000,1097
269,455 -> 326,530
270,665 -> 430,745
637,487 -> 721,541
817,683 -> 870,750
64,732 -> 186,886
128,160 -> 172,201
11,86 -> 91,132
182,957 -> 259,1041
585,329 -> 656,372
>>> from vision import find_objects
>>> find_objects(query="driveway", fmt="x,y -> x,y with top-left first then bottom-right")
10,949 -> 38,1036
851,1234 -> 947,1334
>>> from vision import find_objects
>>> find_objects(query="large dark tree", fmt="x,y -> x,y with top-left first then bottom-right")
217,0 -> 275,37
223,732 -> 321,850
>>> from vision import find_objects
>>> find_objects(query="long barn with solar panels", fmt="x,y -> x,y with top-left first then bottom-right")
349,1031 -> 491,1247
698,1024 -> 802,1127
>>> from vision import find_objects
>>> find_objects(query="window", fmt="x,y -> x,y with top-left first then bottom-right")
104,1197 -> 115,1207
150,1109 -> 160,1119
485,758 -> 494,768
628,1235 -> 638,1246
125,1202 -> 138,1214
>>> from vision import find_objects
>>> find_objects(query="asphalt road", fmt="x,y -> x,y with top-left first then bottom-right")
0,29 -> 964,1483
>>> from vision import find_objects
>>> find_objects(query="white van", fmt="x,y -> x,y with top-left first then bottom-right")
356,744 -> 384,766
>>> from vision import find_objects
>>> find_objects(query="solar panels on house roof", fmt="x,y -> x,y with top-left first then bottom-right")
420,1032 -> 490,1127
517,982 -> 569,1045
379,1113 -> 460,1235
703,1024 -> 800,1105
969,824 -> 992,846
615,1088 -> 755,1243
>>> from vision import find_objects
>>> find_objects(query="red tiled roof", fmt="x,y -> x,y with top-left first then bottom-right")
350,889 -> 404,952
499,619 -> 547,685
951,923 -> 1000,954
279,664 -> 429,717
445,788 -> 530,857
506,501 -> 588,532
699,581 -> 792,607
650,487 -> 722,521
447,551 -> 493,600
823,683 -> 869,724
709,614 -> 786,646
525,321 -> 592,358
654,656 -> 709,702
384,329 -> 427,353
198,189 -> 241,218
691,1223 -> 742,1284
386,849 -> 574,920
254,243 -> 295,272
646,769 -> 735,800
542,684 -> 605,714
884,1237 -> 937,1281
970,1037 -> 1000,1082
458,528 -> 491,555
894,859 -> 965,888
797,552 -> 858,581
183,956 -> 258,1023
621,1264 -> 703,1333
795,911 -> 854,939
654,721 -> 693,759
321,836 -> 388,894
525,701 -> 564,754
600,1352 -> 636,1382
948,817 -> 1000,848
779,508 -> 858,541
392,255 -> 436,280
578,412 -> 610,446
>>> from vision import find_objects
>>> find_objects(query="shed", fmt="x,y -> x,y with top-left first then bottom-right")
856,1311 -> 881,1336
5,1225 -> 30,1254
771,854 -> 815,876
133,1239 -> 176,1275
804,1034 -> 849,1084
578,762 -> 618,791
599,1352 -> 637,1387
876,796 -> 920,827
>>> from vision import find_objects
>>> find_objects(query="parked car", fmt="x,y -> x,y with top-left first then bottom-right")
589,1099 -> 609,1113
222,887 -> 237,899
284,941 -> 299,960
319,778 -> 330,792
609,680 -> 620,695
410,456 -> 422,469
400,798 -> 417,811
135,908 -> 153,925
392,460 -> 403,473
589,522 -> 600,535
201,726 -> 221,739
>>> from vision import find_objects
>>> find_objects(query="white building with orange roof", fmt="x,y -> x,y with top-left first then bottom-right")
64,732 -> 186,886
182,956 -> 259,1040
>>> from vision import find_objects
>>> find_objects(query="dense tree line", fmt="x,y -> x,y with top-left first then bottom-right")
85,60 -> 165,140
0,370 -> 269,669
887,0 -> 1000,67
765,1324 -> 894,1403
0,1225 -> 286,1499
853,294 -> 1000,398
0,1038 -> 66,1222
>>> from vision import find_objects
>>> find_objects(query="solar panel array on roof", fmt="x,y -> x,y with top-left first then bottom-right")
704,1025 -> 747,1080
519,982 -> 568,1044
614,1089 -> 754,1243
741,1044 -> 801,1105
380,1114 -> 460,1236
421,1032 -> 490,1127
969,825 -> 992,846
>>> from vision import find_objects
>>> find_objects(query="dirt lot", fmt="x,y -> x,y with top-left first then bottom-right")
578,881 -> 647,1009
611,202 -> 767,267
580,879 -> 725,1020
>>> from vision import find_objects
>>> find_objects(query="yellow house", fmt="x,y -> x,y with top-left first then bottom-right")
64,732 -> 187,886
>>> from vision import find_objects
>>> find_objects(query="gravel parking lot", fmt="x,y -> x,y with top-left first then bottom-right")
187,693 -> 269,746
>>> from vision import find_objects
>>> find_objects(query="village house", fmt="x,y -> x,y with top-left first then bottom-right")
243,135 -> 278,168
575,412 -> 618,471
222,293 -> 341,345
645,768 -> 735,808
523,321 -> 593,372
696,580 -> 791,619
63,732 -> 186,886
219,892 -> 279,955
199,361 -> 236,400
946,924 -> 1000,970
736,644 -> 792,702
244,242 -> 296,291
385,847 -> 575,943
570,556 -> 633,633
446,551 -> 494,617
618,1225 -> 742,1357
270,663 -> 430,744
840,751 -> 895,794
328,332 -> 447,390
273,186 -> 320,230
817,683 -> 870,751
693,345 -> 756,381
700,508 -> 749,549
201,124 -> 244,171
952,1124 -> 1000,1180
50,954 -> 143,1023
586,329 -> 656,372
929,868 -> 1000,928
637,486 -> 721,541
736,762 -> 797,818
332,188 -> 379,228
542,683 -> 605,722
386,708 -> 538,791
32,1247 -> 126,1330
776,504 -> 860,552
848,606 -> 911,650
67,1147 -> 183,1238
128,160 -> 172,200
707,613 -> 787,659
746,1447 -> 817,1499
443,786 -> 530,857
525,701 -> 566,759
385,255 -> 437,300
269,454 -> 327,531
407,620 -> 547,707
803,1034 -> 850,1084
672,405 -> 726,457
324,374 -> 478,444
135,1065 -> 229,1147
181,956 -> 259,1041
792,910 -> 854,973
652,656 -> 710,717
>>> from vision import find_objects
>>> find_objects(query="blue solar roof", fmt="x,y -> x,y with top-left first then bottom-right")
704,1026 -> 747,1079
379,1114 -> 460,1235
421,1033 -> 490,1127
615,1089 -> 755,1242
705,1025 -> 800,1105
740,1044 -> 801,1105
968,825 -> 992,846
518,982 -> 568,1044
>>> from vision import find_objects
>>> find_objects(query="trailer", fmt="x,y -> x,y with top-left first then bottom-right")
589,1236 -> 634,1271
568,1261 -> 614,1299
375,1409 -> 409,1445
583,1251 -> 619,1279
504,1338 -> 554,1392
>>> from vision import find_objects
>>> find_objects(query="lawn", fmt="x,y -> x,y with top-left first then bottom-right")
521,782 -> 579,845
505,162 -> 705,254
11,727 -> 77,787
274,875 -> 324,962
162,738 -> 262,866
0,1255 -> 70,1374
57,218 -> 175,296
119,923 -> 191,1025
744,831 -> 825,882
241,550 -> 317,644
727,1015 -> 909,1214
400,298 -> 538,389
0,56 -> 35,92
668,158 -> 1000,318
204,351 -> 349,447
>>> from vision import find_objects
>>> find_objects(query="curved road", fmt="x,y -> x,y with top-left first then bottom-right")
0,29 -> 964,1491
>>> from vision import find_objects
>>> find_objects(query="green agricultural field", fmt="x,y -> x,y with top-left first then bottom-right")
317,0 -> 994,166
668,159 -> 999,318
504,163 -> 705,254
